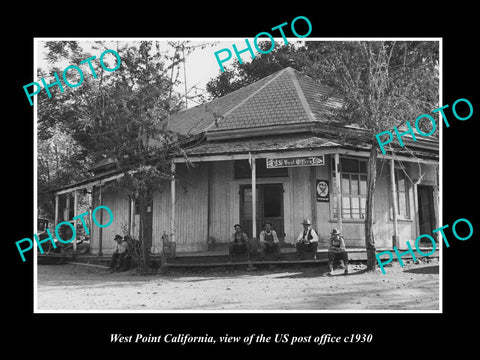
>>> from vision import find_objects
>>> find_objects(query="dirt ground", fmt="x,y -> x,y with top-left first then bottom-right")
36,259 -> 439,311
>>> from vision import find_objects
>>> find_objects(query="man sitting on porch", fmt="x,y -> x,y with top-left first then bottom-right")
327,228 -> 349,275
296,219 -> 319,260
259,222 -> 280,260
229,224 -> 250,259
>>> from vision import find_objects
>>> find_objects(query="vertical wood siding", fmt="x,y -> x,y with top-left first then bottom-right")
151,180 -> 170,253
289,166 -> 312,242
313,160 -> 333,245
175,163 -> 209,252
89,157 -> 438,254
151,163 -> 209,253
90,187 -> 130,255
209,161 -> 234,243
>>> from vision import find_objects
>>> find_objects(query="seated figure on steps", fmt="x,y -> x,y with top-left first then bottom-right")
295,219 -> 319,260
327,228 -> 349,275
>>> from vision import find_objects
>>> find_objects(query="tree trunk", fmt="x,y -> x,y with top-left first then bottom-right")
365,142 -> 378,270
137,194 -> 152,273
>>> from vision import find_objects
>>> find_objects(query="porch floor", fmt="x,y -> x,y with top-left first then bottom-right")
37,246 -> 438,269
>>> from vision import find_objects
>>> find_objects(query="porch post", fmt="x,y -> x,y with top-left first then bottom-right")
207,162 -> 212,243
88,186 -> 93,243
250,153 -> 257,242
390,158 -> 399,247
435,165 -> 440,231
54,194 -> 59,229
98,185 -> 103,256
412,183 -> 420,237
73,190 -> 78,252
310,167 -> 317,231
334,153 -> 342,233
130,197 -> 135,236
171,162 -> 176,245
65,196 -> 71,224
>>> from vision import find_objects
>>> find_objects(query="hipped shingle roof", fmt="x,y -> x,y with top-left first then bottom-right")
167,67 -> 343,137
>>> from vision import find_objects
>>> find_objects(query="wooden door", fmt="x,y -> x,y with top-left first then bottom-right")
240,184 -> 284,241
262,184 -> 284,241
417,185 -> 436,241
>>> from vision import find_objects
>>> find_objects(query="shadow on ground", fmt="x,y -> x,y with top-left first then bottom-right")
403,265 -> 439,274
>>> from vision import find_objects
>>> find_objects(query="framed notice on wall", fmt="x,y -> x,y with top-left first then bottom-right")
316,180 -> 330,202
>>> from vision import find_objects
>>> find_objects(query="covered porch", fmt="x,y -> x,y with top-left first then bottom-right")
171,134 -> 439,254
48,134 -> 439,264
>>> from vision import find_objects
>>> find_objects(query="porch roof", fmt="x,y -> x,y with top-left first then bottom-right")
52,166 -> 171,195
177,133 -> 439,163
183,134 -> 341,156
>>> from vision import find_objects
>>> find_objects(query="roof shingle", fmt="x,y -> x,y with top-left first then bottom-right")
167,67 -> 343,137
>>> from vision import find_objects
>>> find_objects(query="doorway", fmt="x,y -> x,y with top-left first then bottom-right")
240,184 -> 284,241
417,185 -> 436,242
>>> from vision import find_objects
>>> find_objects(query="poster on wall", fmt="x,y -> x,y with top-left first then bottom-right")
316,180 -> 330,202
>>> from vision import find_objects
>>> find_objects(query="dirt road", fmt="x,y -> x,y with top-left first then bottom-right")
36,260 -> 439,311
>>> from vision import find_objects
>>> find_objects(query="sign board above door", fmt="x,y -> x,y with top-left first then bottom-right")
266,155 -> 325,168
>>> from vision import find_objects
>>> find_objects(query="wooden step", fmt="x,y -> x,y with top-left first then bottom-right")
37,247 -> 439,268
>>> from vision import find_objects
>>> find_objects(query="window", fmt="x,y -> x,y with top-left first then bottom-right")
395,168 -> 410,219
331,157 -> 367,220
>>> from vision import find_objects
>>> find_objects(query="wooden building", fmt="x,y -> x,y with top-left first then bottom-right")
53,67 -> 439,256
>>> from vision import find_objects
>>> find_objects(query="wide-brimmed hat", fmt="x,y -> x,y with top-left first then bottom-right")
234,224 -> 242,229
301,219 -> 311,225
331,228 -> 341,235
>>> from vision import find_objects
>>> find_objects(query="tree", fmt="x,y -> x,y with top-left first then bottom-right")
301,41 -> 438,270
37,123 -> 90,220
206,40 -> 439,270
38,40 -> 192,272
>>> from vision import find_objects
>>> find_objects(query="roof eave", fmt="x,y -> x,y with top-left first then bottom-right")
206,122 -> 317,141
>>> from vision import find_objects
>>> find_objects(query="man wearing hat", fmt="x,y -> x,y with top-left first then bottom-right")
109,234 -> 129,271
296,219 -> 319,260
229,224 -> 250,260
328,228 -> 349,275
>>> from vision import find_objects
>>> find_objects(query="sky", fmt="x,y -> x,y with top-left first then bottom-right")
35,39 -> 257,109
171,38 -> 304,107
35,38 -> 305,109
